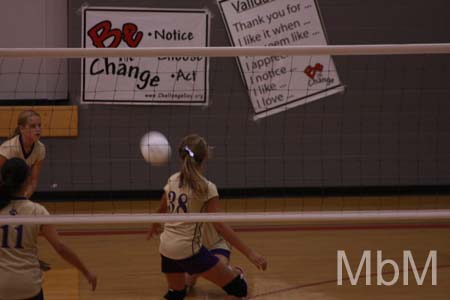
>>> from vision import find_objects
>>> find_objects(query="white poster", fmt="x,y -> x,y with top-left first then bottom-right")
218,0 -> 344,120
82,7 -> 209,105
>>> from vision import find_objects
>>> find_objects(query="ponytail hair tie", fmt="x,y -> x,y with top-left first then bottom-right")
184,146 -> 195,158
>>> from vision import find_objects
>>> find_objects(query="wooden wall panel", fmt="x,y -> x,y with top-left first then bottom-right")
0,106 -> 78,137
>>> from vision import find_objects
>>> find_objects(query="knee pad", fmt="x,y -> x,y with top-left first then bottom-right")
223,274 -> 248,298
164,288 -> 186,300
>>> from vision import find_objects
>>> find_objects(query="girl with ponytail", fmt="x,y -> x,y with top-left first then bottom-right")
0,158 -> 97,300
148,134 -> 267,300
0,110 -> 46,198
0,157 -> 30,210
178,134 -> 209,196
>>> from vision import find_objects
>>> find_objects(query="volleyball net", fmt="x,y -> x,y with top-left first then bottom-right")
0,44 -> 449,226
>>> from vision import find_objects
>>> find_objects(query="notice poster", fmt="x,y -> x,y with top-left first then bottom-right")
218,0 -> 344,120
82,7 -> 209,105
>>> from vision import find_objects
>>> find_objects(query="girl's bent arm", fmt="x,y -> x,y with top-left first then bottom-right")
26,160 -> 43,198
207,196 -> 267,270
41,224 -> 97,290
147,192 -> 168,239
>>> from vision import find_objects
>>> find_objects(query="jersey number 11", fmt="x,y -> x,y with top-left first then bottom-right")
1,224 -> 24,249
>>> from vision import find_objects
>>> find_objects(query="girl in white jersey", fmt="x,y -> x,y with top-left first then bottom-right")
148,134 -> 267,300
0,158 -> 97,300
0,110 -> 50,271
0,110 -> 46,198
150,196 -> 247,294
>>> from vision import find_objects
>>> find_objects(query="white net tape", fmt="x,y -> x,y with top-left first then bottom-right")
2,210 -> 450,225
1,43 -> 450,58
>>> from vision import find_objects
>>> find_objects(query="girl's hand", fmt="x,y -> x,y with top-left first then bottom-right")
247,250 -> 268,271
84,271 -> 97,291
147,223 -> 163,240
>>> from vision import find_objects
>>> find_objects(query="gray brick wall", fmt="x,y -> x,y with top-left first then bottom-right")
18,0 -> 450,192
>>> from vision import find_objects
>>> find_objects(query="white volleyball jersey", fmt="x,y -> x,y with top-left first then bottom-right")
159,172 -> 218,259
0,135 -> 46,167
0,199 -> 50,299
203,222 -> 231,252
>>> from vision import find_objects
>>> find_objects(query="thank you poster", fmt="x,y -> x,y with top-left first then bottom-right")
218,0 -> 344,119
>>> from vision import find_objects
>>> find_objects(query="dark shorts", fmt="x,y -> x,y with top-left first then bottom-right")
25,289 -> 44,300
210,248 -> 231,259
161,246 -> 219,275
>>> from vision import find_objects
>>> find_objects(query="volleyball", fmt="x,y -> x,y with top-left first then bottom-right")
140,131 -> 171,166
